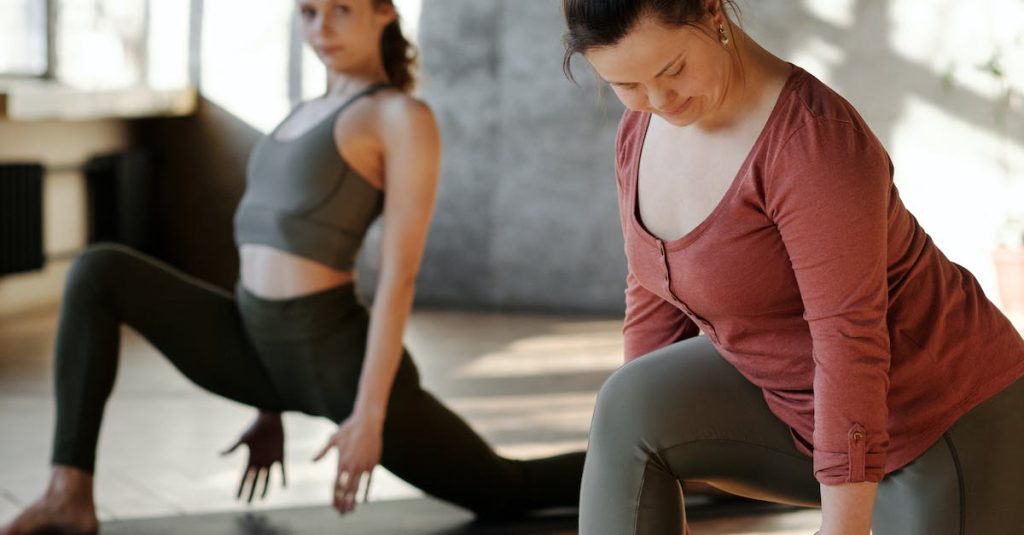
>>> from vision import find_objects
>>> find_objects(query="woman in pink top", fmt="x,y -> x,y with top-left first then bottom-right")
562,1 -> 1024,534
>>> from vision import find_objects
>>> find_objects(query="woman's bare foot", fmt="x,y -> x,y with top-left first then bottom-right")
0,466 -> 99,535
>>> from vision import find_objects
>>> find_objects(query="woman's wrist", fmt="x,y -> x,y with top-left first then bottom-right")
351,402 -> 387,429
819,481 -> 877,535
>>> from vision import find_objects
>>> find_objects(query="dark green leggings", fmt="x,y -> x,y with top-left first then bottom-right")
580,335 -> 1024,534
51,243 -> 583,516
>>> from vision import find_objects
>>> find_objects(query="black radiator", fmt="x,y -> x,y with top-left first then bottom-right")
85,150 -> 155,252
0,163 -> 45,275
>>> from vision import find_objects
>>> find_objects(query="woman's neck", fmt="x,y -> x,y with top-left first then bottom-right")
696,27 -> 790,133
324,61 -> 390,98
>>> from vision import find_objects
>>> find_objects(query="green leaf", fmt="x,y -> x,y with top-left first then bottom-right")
976,54 -> 1004,79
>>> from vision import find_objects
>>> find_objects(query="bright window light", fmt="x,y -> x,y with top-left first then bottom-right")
0,0 -> 48,76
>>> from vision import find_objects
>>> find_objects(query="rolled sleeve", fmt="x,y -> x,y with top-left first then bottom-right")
767,118 -> 893,484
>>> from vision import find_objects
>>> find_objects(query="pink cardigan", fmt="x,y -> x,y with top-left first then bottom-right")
616,64 -> 1024,485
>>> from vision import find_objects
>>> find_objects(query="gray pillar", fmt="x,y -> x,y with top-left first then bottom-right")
360,0 -> 628,314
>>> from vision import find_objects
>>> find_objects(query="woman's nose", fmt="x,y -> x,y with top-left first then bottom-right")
648,87 -> 679,113
314,13 -> 331,36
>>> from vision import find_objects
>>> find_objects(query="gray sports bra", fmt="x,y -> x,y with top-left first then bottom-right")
233,84 -> 388,271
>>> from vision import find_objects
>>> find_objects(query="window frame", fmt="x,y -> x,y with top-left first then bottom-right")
0,0 -> 55,80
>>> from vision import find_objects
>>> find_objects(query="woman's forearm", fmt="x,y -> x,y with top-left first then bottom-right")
819,481 -> 877,535
351,275 -> 418,426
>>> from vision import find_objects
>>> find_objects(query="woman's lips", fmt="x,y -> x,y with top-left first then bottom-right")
317,45 -> 342,56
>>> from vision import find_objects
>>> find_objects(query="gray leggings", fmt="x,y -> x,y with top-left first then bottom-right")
580,335 -> 1024,534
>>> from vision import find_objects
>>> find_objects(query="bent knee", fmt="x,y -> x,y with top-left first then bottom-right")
590,359 -> 670,440
65,243 -> 136,291
591,349 -> 730,446
70,242 -> 136,275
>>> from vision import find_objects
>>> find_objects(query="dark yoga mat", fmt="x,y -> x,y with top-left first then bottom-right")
101,498 -> 577,535
101,495 -> 797,534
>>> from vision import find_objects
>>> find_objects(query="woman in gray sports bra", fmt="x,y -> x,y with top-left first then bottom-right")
2,2 -> 583,534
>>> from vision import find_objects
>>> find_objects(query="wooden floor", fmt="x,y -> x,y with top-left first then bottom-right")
0,305 -> 823,533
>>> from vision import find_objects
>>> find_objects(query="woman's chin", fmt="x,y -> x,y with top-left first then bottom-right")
657,112 -> 697,128
319,55 -> 349,71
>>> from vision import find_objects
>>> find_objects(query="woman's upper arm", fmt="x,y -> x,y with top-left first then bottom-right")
766,117 -> 893,485
375,97 -> 441,283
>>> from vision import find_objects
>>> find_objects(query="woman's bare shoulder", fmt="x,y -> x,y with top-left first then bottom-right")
373,90 -> 435,127
369,90 -> 438,147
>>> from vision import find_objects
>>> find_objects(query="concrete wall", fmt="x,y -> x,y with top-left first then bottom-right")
359,1 -> 629,313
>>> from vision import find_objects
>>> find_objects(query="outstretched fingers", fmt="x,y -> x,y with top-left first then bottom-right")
247,467 -> 264,503
236,467 -> 255,500
260,467 -> 272,500
221,439 -> 243,457
363,469 -> 373,503
334,463 -> 366,514
312,439 -> 334,463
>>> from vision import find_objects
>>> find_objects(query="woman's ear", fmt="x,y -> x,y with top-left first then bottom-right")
374,1 -> 397,29
703,0 -> 724,23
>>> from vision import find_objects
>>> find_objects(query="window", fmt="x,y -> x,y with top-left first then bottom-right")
0,0 -> 49,77
55,0 -> 147,89
0,0 -> 191,91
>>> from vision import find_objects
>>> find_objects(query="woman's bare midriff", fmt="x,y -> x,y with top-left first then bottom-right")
239,244 -> 356,299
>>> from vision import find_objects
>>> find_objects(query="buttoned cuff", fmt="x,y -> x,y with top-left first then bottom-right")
813,424 -> 887,485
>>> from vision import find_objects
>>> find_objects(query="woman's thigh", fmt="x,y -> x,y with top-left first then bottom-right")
242,297 -> 422,419
875,376 -> 1024,535
57,243 -> 285,409
954,376 -> 1024,533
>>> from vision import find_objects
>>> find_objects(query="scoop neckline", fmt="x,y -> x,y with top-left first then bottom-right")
269,99 -> 348,143
630,62 -> 804,252
268,83 -> 389,143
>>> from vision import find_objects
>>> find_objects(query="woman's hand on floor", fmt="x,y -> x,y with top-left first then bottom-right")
222,411 -> 286,503
313,414 -> 383,514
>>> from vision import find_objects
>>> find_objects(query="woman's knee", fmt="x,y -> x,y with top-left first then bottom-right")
65,243 -> 135,292
590,357 -> 675,444
590,339 -> 734,447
